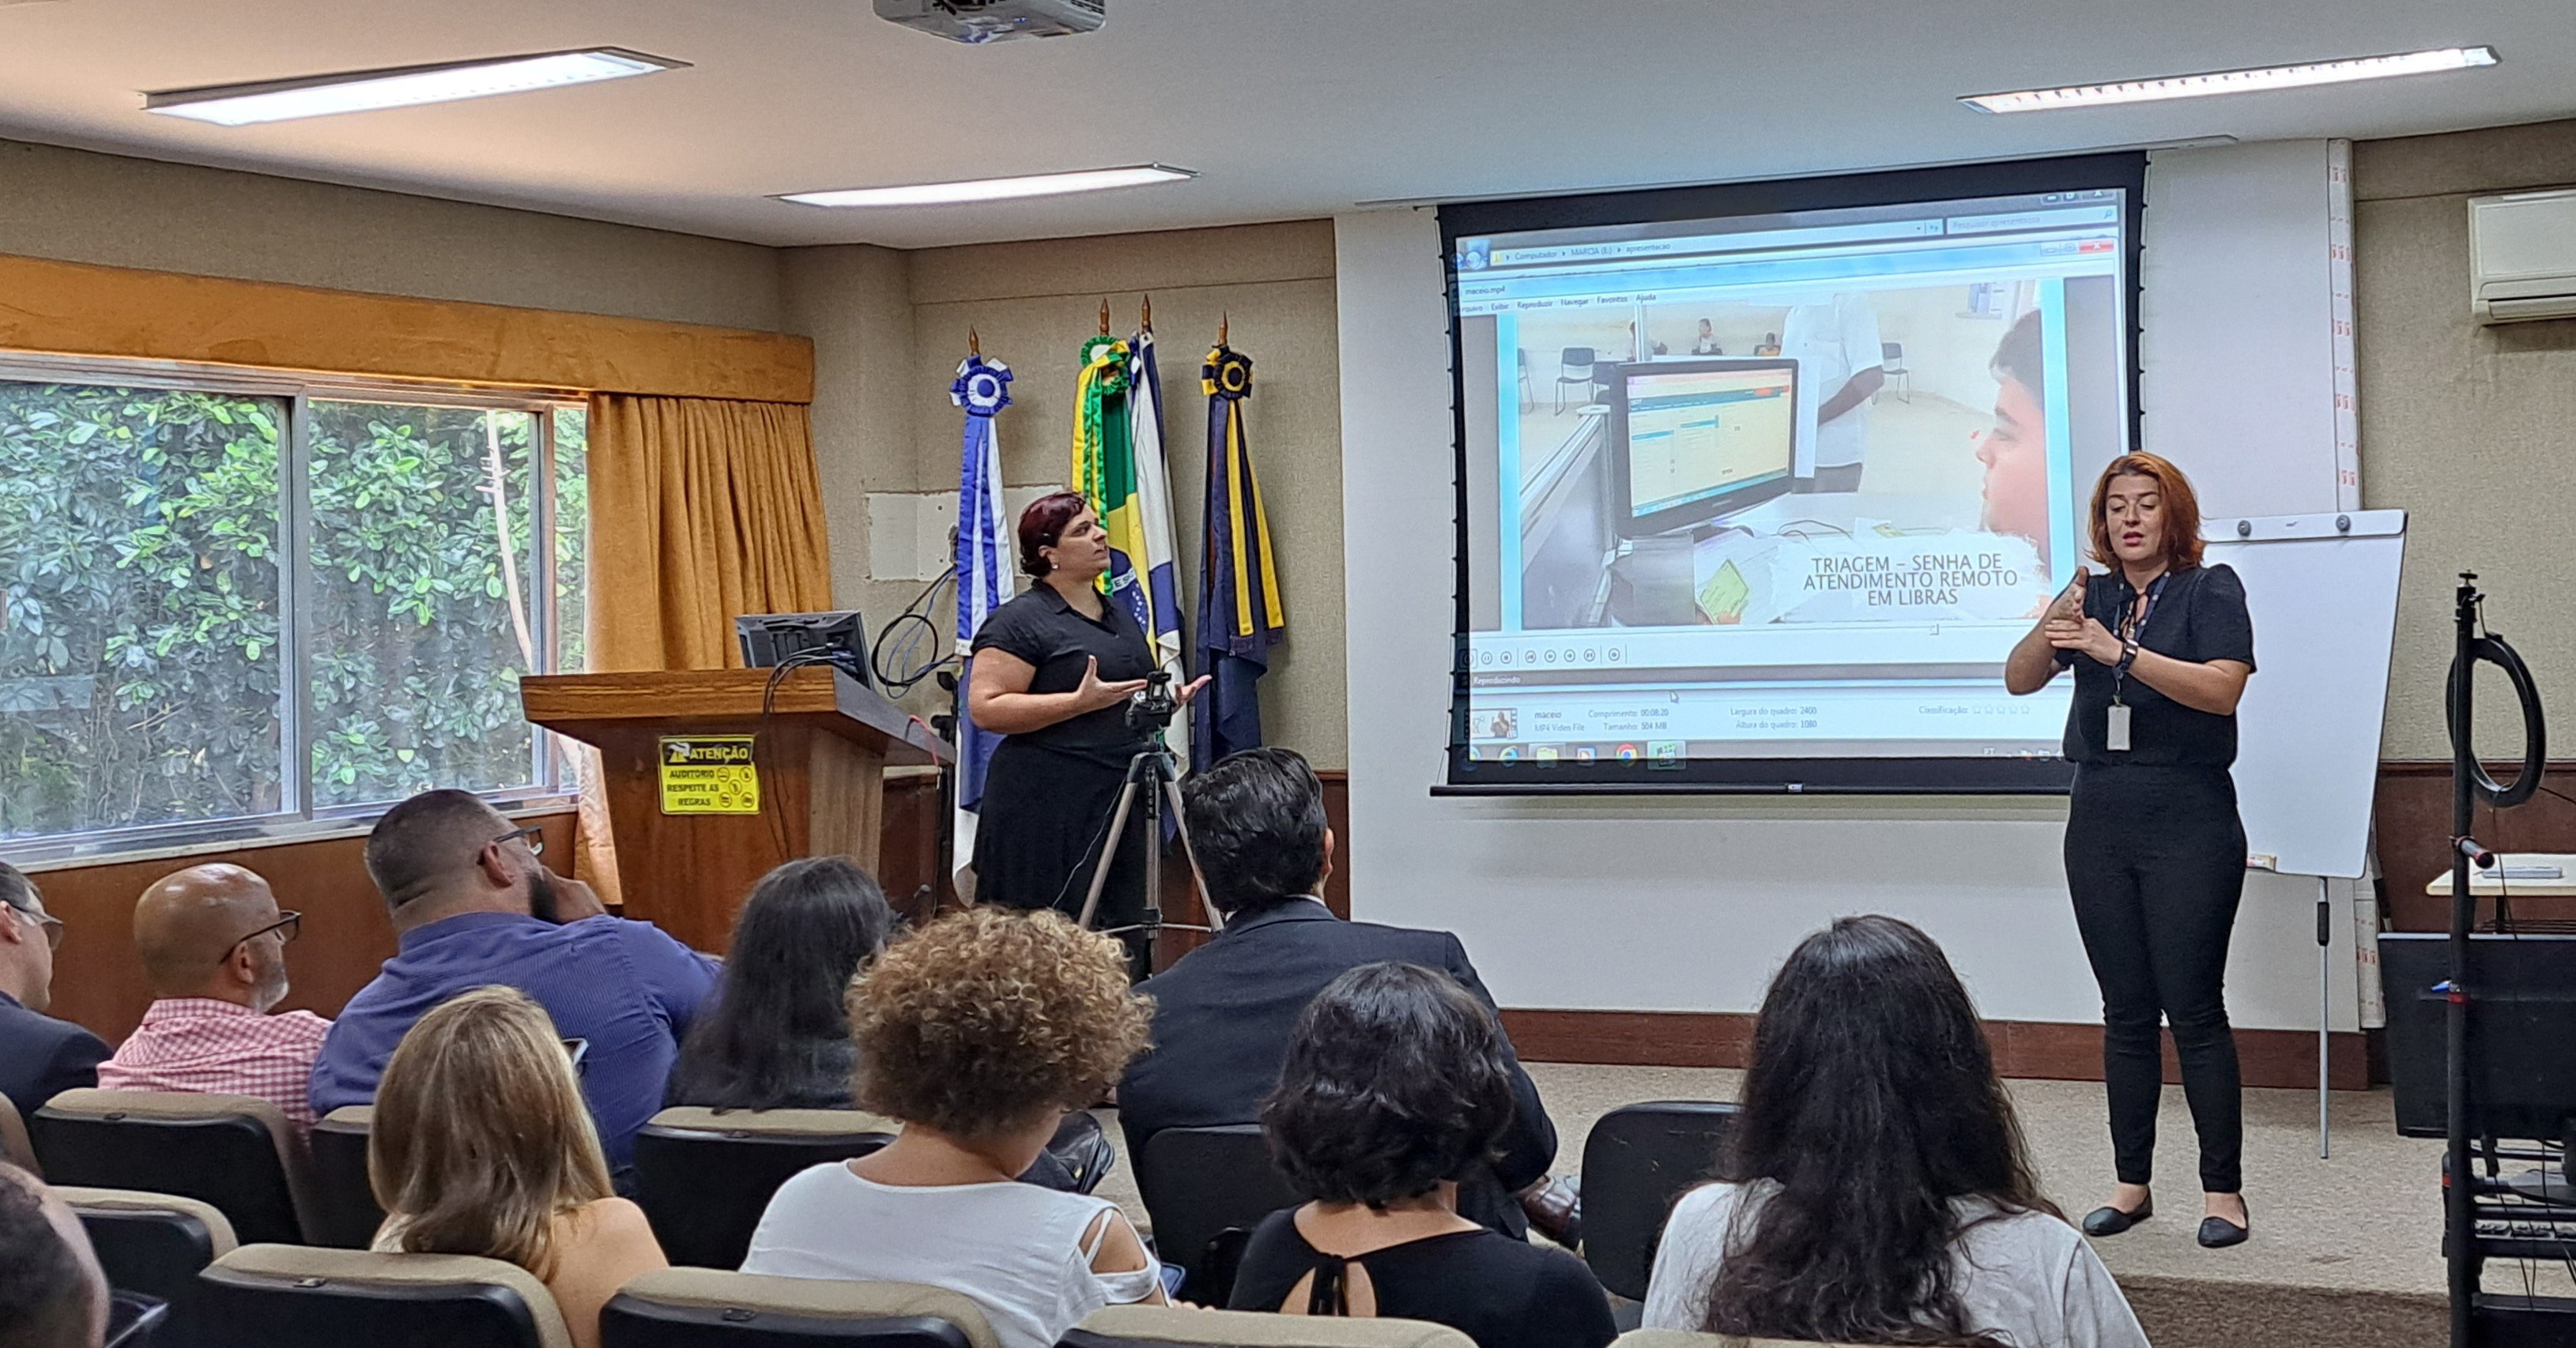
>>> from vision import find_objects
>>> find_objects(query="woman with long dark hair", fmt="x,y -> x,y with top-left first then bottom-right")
967,493 -> 1204,967
1642,917 -> 2147,1348
2006,452 -> 2256,1247
666,857 -> 895,1111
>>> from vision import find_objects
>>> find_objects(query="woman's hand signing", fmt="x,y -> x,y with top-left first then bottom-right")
1073,656 -> 1152,714
2046,613 -> 2125,665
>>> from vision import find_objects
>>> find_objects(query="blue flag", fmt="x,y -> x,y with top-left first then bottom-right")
952,355 -> 1012,851
1194,344 -> 1284,770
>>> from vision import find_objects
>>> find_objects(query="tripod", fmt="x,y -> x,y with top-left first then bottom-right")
1076,727 -> 1219,940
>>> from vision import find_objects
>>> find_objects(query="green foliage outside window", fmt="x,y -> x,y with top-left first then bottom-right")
0,379 -> 586,843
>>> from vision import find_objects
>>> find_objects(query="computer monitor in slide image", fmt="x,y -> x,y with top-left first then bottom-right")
1610,359 -> 1797,537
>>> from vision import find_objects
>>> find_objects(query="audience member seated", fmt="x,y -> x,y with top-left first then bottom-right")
0,1162 -> 110,1348
310,790 -> 719,1173
743,907 -> 1162,1348
1118,748 -> 1575,1243
1642,915 -> 2149,1348
99,864 -> 330,1131
665,857 -> 893,1112
1230,962 -> 1614,1348
371,986 -> 667,1348
0,863 -> 107,1120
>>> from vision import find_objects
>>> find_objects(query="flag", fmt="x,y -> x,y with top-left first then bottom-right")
951,352 -> 1012,880
1194,343 -> 1285,770
1128,327 -> 1191,770
1070,334 -> 1152,634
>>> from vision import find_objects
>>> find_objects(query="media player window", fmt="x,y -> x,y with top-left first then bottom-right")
1454,186 -> 2133,764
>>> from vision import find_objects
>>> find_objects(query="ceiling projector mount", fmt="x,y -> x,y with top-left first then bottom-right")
874,0 -> 1105,44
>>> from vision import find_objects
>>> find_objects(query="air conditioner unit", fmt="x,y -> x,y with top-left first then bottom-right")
2469,188 -> 2576,325
874,0 -> 1104,44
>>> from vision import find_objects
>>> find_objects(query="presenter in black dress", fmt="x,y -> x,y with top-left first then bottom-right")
967,492 -> 1205,966
2004,452 -> 2256,1250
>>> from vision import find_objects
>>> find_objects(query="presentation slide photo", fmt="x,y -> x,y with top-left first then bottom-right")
1504,279 -> 2080,633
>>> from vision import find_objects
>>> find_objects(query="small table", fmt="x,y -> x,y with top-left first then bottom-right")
2423,853 -> 2576,896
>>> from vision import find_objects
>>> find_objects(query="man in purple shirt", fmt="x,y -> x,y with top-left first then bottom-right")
309,790 -> 719,1173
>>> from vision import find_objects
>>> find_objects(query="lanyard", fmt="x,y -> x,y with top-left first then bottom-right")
2110,572 -> 2170,706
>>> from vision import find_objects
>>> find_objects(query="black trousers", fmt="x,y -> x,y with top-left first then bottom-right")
2064,763 -> 2247,1194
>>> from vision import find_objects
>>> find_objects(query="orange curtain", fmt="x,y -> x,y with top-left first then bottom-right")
574,394 -> 836,899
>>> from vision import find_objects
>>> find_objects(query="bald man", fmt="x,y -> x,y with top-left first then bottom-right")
97,864 -> 331,1131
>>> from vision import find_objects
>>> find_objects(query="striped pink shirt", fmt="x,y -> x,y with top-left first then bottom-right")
99,998 -> 334,1131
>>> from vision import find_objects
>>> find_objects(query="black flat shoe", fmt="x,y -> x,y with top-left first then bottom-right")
2197,1199 -> 2250,1248
2081,1201 -> 2152,1237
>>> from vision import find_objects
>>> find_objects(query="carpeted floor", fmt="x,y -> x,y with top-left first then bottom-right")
1095,1064 -> 2570,1347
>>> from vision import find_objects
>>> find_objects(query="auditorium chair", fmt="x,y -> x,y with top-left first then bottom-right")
307,1105 -> 388,1248
1065,1305 -> 1475,1347
58,1186 -> 237,1306
633,1108 -> 899,1270
0,1091 -> 39,1173
1133,1124 -> 1301,1305
193,1244 -> 574,1348
1579,1101 -> 1740,1301
30,1090 -> 316,1245
602,1269 -> 996,1348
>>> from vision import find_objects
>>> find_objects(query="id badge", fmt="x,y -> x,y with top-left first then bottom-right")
2106,703 -> 2133,752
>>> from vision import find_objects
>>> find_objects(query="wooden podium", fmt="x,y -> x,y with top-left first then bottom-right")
521,668 -> 948,955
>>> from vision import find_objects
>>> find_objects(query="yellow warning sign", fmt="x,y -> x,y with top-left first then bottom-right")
658,736 -> 760,815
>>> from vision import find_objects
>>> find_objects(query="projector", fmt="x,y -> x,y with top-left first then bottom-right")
874,0 -> 1105,44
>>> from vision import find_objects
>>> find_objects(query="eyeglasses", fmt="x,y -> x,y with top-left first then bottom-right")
7,905 -> 64,953
217,910 -> 302,966
492,825 -> 545,857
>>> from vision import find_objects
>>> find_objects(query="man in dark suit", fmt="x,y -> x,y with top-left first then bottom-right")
1118,747 -> 1577,1243
0,863 -> 109,1120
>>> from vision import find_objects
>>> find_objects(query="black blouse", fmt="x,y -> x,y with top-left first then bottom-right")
969,583 -> 1156,760
1228,1211 -> 1616,1348
2059,563 -> 2257,767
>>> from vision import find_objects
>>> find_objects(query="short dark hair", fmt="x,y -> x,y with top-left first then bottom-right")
1182,747 -> 1328,917
366,789 -> 507,909
1016,491 -> 1088,578
0,863 -> 33,916
1990,307 -> 2046,408
0,1165 -> 97,1348
1261,962 -> 1516,1207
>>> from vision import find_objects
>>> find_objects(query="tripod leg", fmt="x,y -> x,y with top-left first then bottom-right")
1160,775 -> 1220,932
1077,779 -> 1142,931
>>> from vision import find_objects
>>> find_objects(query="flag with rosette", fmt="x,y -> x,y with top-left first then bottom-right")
1194,342 -> 1284,769
951,351 -> 1011,876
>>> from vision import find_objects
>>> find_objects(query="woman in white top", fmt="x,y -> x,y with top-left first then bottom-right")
744,907 -> 1162,1348
1642,916 -> 2150,1348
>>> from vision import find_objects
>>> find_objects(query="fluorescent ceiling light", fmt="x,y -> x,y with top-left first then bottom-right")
145,48 -> 686,126
1961,45 -> 2497,114
780,164 -> 1196,209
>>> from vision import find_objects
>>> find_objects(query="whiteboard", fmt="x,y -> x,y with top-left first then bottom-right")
2208,510 -> 2407,879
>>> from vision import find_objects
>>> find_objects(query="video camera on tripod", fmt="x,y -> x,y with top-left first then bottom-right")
1126,670 -> 1180,733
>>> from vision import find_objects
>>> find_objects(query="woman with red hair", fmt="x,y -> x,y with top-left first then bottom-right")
2004,453 -> 2257,1251
966,493 -> 1202,973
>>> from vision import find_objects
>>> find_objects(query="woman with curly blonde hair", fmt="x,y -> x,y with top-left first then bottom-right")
371,986 -> 667,1348
744,906 -> 1161,1348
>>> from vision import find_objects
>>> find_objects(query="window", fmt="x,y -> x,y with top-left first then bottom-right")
0,361 -> 586,856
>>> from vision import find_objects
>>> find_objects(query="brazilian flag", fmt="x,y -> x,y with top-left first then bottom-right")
1071,334 -> 1154,637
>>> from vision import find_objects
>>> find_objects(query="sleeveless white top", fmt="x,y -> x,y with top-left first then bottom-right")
742,1163 -> 1155,1348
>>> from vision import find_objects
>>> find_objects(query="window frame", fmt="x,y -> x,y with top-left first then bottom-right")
0,352 -> 587,865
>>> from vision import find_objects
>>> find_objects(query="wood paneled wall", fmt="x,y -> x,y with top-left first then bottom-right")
31,813 -> 577,1046
2371,759 -> 2576,931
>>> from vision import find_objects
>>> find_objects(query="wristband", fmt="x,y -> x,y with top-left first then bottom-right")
2116,638 -> 2140,676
